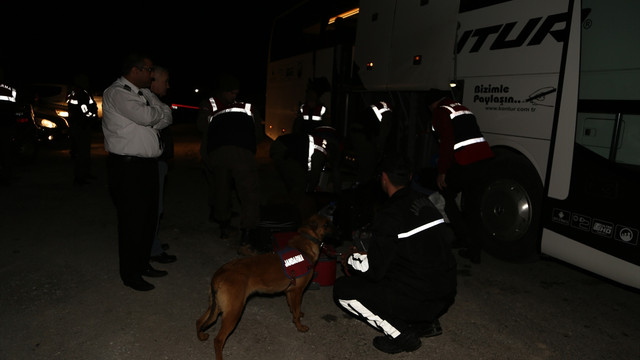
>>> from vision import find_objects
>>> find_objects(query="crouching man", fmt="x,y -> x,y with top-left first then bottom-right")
333,153 -> 457,354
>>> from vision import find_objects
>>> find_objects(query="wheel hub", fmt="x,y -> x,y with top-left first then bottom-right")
480,179 -> 532,243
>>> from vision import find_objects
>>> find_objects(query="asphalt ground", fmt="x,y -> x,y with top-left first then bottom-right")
1,123 -> 639,360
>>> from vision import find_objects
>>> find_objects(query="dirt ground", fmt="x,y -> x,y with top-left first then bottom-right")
1,123 -> 639,360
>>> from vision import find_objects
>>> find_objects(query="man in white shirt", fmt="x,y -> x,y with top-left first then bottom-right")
102,53 -> 172,291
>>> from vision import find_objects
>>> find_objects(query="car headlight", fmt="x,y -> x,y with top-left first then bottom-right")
39,119 -> 57,129
56,109 -> 69,117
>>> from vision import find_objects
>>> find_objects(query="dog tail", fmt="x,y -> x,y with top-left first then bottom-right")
196,284 -> 220,341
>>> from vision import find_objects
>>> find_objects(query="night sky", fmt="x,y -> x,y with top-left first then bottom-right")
2,1 -> 304,109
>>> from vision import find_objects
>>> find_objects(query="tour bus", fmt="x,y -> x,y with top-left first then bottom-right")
265,0 -> 640,289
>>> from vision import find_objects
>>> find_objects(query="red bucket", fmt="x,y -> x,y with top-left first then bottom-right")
314,255 -> 337,286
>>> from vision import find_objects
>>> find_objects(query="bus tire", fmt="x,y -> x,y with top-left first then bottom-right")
473,149 -> 543,263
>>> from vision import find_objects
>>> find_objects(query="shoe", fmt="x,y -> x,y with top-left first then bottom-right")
142,265 -> 168,278
237,244 -> 258,257
372,332 -> 421,354
123,277 -> 155,291
409,319 -> 443,338
150,251 -> 177,264
458,249 -> 481,264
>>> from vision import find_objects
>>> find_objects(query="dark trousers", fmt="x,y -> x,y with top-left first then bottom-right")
441,159 -> 492,254
107,154 -> 159,283
208,146 -> 260,229
69,122 -> 92,181
333,275 -> 454,337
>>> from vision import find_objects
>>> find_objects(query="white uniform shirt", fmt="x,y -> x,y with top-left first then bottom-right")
102,77 -> 172,158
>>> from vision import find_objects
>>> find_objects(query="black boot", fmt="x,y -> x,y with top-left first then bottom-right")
409,319 -> 443,338
372,332 -> 421,354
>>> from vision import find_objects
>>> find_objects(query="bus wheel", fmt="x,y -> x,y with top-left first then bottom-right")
477,150 -> 542,263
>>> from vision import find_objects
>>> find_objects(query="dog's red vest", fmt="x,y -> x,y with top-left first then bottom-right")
277,247 -> 312,280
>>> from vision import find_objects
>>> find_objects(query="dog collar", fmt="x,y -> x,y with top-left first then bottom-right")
300,231 -> 324,249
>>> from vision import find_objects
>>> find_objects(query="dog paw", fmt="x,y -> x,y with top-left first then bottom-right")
296,324 -> 310,332
197,332 -> 210,341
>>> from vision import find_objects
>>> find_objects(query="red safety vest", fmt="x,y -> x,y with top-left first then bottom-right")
432,98 -> 493,173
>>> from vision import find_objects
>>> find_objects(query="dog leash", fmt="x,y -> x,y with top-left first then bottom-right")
299,232 -> 342,258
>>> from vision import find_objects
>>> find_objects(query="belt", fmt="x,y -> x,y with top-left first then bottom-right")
108,153 -> 157,162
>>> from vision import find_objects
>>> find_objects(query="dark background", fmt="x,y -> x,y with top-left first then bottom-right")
2,1 -> 306,110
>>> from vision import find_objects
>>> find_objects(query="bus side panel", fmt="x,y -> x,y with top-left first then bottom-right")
353,0 -> 395,91
542,228 -> 640,289
543,0 -> 640,286
386,0 -> 458,91
265,49 -> 334,140
354,0 -> 458,91
544,144 -> 640,268
456,0 -> 569,183
457,0 -> 568,77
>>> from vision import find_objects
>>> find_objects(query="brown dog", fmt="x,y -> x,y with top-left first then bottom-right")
196,214 -> 332,360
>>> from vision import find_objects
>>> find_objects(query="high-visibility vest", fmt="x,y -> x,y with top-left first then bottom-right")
370,101 -> 391,122
66,89 -> 97,118
207,97 -> 252,122
0,83 -> 16,103
432,100 -> 493,166
300,103 -> 326,122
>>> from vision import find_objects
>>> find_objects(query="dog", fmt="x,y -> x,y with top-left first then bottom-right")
196,214 -> 333,360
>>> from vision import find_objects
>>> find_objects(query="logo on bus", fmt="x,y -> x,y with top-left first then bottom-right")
615,226 -> 638,245
457,13 -> 568,54
591,220 -> 613,238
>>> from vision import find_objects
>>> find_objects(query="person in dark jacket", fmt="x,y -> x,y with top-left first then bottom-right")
333,153 -> 457,354
429,91 -> 494,264
66,73 -> 98,186
204,74 -> 263,256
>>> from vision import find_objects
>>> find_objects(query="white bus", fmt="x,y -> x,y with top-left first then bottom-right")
265,0 -> 640,289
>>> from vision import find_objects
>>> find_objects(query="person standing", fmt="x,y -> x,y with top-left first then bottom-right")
196,74 -> 240,229
148,65 -> 177,265
292,78 -> 342,194
428,90 -> 494,264
0,67 -> 17,185
292,78 -> 331,135
66,73 -> 98,186
333,153 -> 457,354
202,73 -> 263,256
102,53 -> 173,291
349,99 -> 396,186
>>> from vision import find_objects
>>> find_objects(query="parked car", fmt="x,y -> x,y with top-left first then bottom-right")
25,83 -> 72,148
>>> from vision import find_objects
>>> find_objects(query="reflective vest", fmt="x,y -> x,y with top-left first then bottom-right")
0,83 -> 16,103
66,88 -> 97,118
432,99 -> 493,168
207,97 -> 252,122
206,98 -> 256,153
437,102 -> 486,151
370,101 -> 391,122
300,103 -> 326,121
298,103 -> 327,134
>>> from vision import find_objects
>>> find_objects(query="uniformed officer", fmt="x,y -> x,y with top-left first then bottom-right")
333,153 -> 457,354
429,91 -> 494,264
66,73 -> 98,185
203,74 -> 263,256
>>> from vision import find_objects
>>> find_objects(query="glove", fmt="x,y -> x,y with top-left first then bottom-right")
347,252 -> 369,272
